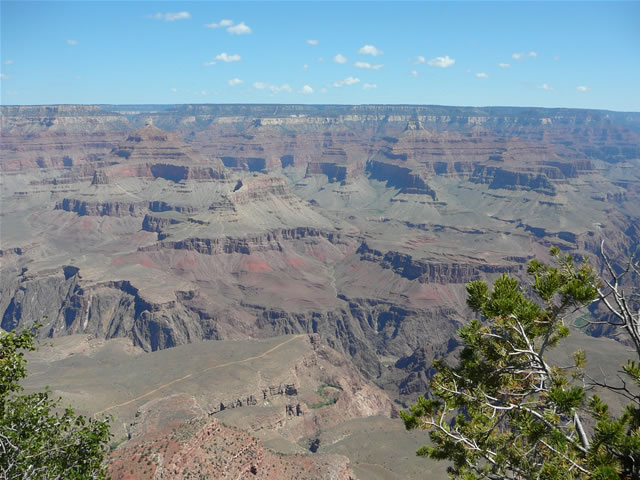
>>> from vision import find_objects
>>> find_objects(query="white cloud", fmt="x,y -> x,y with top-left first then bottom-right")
317,57 -> 324,62
302,64 -> 308,70
275,84 -> 293,93
4,60 -> 14,65
320,87 -> 328,94
227,22 -> 252,35
427,55 -> 455,68
410,70 -> 419,77
476,72 -> 489,78
301,85 -> 313,94
363,83 -> 377,90
252,82 -> 293,93
354,61 -> 383,70
150,11 -> 191,21
171,88 -> 177,93
576,85 -> 591,92
205,19 -> 233,29
539,83 -> 554,91
307,39 -> 318,46
0,73 -> 8,80
67,39 -> 78,46
359,45 -> 383,56
216,52 -> 241,62
512,51 -> 537,60
498,63 -> 511,68
205,53 -> 242,65
333,76 -> 360,87
333,53 -> 347,64
205,19 -> 251,34
414,56 -> 426,65
228,78 -> 243,86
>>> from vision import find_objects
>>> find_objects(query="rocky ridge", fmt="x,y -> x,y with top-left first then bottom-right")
2,105 -> 639,411
24,333 -> 395,478
109,413 -> 356,480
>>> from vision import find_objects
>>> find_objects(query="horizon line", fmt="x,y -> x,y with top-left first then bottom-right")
1,103 -> 639,114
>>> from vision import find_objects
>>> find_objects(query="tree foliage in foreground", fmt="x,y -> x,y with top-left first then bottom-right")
402,247 -> 640,479
0,326 -> 112,480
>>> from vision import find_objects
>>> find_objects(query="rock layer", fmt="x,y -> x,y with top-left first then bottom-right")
2,104 -> 639,409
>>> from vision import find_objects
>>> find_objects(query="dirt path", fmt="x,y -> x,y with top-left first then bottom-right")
95,335 -> 305,416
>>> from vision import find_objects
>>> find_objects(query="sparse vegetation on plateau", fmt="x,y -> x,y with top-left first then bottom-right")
309,383 -> 343,409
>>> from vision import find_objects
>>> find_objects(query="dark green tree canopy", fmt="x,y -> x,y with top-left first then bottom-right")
0,326 -> 112,480
402,248 -> 640,479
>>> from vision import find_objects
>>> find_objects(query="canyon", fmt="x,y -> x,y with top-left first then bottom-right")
2,104 -> 639,478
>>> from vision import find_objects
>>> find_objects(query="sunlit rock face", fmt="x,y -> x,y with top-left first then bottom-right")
2,104 -> 639,402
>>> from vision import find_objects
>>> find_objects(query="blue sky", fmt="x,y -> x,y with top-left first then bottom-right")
1,1 -> 639,110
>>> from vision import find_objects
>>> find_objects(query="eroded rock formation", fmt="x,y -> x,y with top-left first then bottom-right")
2,104 -> 639,409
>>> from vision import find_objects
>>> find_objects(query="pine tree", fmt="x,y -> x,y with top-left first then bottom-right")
402,248 -> 640,479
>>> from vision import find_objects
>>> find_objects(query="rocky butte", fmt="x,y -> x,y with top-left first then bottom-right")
1,104 -> 639,478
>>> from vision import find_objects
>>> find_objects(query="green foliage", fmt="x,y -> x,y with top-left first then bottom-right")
309,383 -> 342,409
0,324 -> 37,397
1,326 -> 112,479
402,252 -> 639,479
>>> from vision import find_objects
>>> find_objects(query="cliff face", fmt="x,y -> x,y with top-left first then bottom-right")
105,125 -> 224,176
250,301 -> 462,379
356,242 -> 522,283
0,268 -> 209,352
0,106 -> 129,171
55,198 -> 147,217
3,105 -> 638,190
143,227 -> 342,256
2,104 -> 639,412
229,176 -> 294,204
470,165 -> 557,195
366,161 -> 437,199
